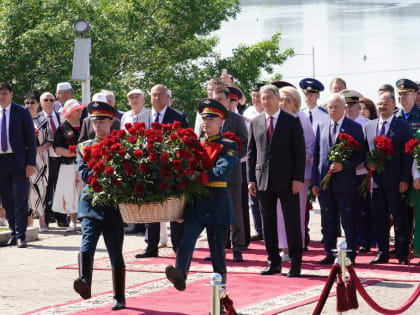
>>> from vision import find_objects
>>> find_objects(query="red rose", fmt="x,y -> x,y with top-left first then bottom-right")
111,129 -> 118,136
147,143 -> 154,152
179,180 -> 188,189
117,129 -> 126,139
104,166 -> 114,176
138,162 -> 149,173
151,122 -> 162,130
92,160 -> 104,173
68,145 -> 77,155
149,152 -> 158,162
177,169 -> 185,178
170,133 -> 178,141
133,122 -> 146,130
124,165 -> 134,176
87,159 -> 96,169
127,127 -> 137,136
177,149 -> 192,160
173,121 -> 182,129
160,152 -> 170,163
135,183 -> 145,194
160,166 -> 171,179
172,160 -> 182,170
128,135 -> 138,144
189,158 -> 199,170
118,147 -> 127,157
162,123 -> 172,133
124,123 -> 133,130
110,143 -> 121,154
405,138 -> 419,154
111,178 -> 121,187
88,175 -> 98,185
160,181 -> 169,190
222,131 -> 242,153
186,168 -> 194,176
133,149 -> 143,158
92,183 -> 103,192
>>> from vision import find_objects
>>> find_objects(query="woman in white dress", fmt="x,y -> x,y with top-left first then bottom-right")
276,86 -> 315,261
24,91 -> 51,232
52,99 -> 84,232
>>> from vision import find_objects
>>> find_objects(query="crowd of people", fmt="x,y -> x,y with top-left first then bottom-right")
1,75 -> 420,282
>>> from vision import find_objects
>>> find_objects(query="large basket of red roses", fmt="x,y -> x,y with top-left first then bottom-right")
81,121 -> 207,223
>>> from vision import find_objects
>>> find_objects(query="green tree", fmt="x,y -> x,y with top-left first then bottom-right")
0,0 -> 293,124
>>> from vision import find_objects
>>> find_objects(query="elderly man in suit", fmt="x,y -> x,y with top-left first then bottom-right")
135,84 -> 189,258
0,82 -> 37,248
312,94 -> 364,264
247,84 -> 306,277
78,92 -> 121,143
366,91 -> 413,265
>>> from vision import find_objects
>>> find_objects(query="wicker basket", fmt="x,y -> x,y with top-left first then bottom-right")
119,196 -> 185,223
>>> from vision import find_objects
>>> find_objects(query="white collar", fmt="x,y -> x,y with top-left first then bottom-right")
330,116 -> 345,126
264,108 -> 281,120
379,114 -> 394,125
1,103 -> 11,112
151,105 -> 168,119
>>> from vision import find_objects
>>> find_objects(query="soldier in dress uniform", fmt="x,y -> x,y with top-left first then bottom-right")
300,78 -> 329,132
73,101 -> 126,311
395,78 -> 420,134
165,98 -> 238,294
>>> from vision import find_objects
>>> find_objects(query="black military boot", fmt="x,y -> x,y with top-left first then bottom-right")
73,252 -> 93,299
111,267 -> 126,310
220,273 -> 227,315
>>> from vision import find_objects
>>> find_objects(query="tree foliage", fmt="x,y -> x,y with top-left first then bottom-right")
0,0 -> 293,123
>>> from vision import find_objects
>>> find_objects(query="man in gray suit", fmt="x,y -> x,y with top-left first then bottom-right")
198,86 -> 248,262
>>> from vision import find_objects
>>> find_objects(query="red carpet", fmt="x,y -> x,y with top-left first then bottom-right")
23,273 -> 341,315
57,241 -> 420,281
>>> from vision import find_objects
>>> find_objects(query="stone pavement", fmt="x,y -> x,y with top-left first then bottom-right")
1,206 -> 420,315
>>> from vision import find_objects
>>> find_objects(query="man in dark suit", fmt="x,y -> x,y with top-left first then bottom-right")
135,84 -> 189,258
196,87 -> 248,262
366,91 -> 413,265
312,94 -> 364,264
247,84 -> 306,277
0,82 -> 37,248
78,92 -> 120,143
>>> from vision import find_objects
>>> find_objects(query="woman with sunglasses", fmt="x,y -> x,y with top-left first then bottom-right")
24,90 -> 51,232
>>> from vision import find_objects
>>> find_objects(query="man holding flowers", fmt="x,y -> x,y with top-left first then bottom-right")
165,98 -> 238,295
312,94 -> 364,264
365,91 -> 413,265
74,101 -> 126,310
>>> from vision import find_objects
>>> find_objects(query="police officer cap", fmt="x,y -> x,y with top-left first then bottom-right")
227,86 -> 243,101
299,78 -> 324,93
271,80 -> 296,89
251,83 -> 266,92
340,89 -> 363,105
88,101 -> 119,121
197,98 -> 229,120
396,78 -> 418,93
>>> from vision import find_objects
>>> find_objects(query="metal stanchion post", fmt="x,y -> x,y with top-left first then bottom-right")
333,240 -> 352,315
210,273 -> 222,315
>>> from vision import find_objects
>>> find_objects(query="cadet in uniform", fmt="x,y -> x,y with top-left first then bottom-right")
165,98 -> 238,292
300,78 -> 329,132
395,78 -> 420,134
73,101 -> 126,311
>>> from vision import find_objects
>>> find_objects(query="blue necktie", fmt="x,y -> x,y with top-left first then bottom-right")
154,112 -> 160,123
379,121 -> 387,136
1,109 -> 7,152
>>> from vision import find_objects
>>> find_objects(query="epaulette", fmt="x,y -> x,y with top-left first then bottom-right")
318,106 -> 328,114
222,138 -> 234,143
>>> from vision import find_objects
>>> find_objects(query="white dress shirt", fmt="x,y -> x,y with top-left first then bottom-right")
353,114 -> 369,175
302,105 -> 329,132
329,116 -> 345,144
264,108 -> 281,131
243,106 -> 263,130
41,110 -> 60,157
0,103 -> 13,153
151,105 -> 168,125
377,115 -> 393,136
120,107 -> 147,128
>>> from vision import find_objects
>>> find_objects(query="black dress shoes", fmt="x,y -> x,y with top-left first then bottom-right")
233,251 -> 243,263
17,239 -> 27,248
358,246 -> 370,253
369,252 -> 389,264
287,269 -> 301,277
203,255 -> 212,261
318,256 -> 335,265
250,234 -> 263,241
260,264 -> 281,275
399,258 -> 409,265
165,265 -> 186,291
135,250 -> 158,258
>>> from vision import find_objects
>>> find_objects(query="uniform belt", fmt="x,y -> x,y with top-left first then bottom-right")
205,181 -> 227,188
0,153 -> 14,159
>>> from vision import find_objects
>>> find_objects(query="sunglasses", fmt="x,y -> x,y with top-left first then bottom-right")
25,101 -> 36,105
42,99 -> 55,102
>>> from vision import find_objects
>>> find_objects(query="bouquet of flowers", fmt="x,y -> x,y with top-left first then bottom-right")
320,133 -> 360,189
405,138 -> 420,168
82,121 -> 208,208
359,136 -> 394,197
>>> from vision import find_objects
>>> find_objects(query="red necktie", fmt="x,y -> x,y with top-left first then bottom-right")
267,116 -> 274,143
48,114 -> 57,135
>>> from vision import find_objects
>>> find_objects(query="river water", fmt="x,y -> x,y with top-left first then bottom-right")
215,0 -> 420,103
